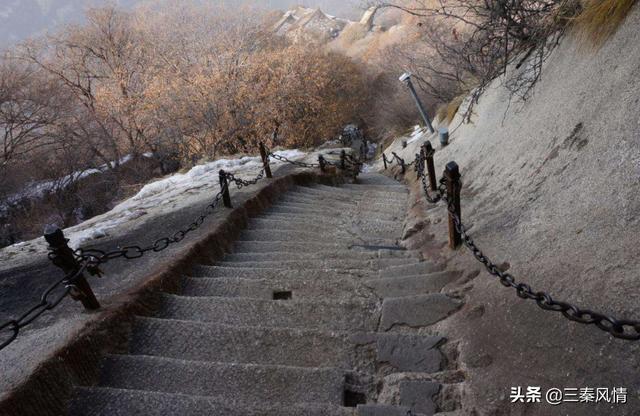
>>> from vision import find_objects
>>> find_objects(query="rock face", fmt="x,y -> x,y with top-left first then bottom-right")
375,5 -> 640,414
66,173 -> 465,415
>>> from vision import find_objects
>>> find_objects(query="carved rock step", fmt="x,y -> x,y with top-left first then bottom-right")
181,276 -> 373,301
354,174 -> 405,186
233,241 -> 348,253
129,318 -> 356,368
129,318 -> 444,374
281,192 -> 406,208
365,271 -> 463,298
274,198 -> 407,215
96,355 -> 346,405
212,259 -> 388,270
264,206 -> 404,221
379,262 -> 446,278
190,265 -> 374,280
218,256 -> 414,270
69,387 -> 356,416
247,214 -> 405,232
155,294 -> 379,331
237,229 -> 363,243
223,250 -> 422,262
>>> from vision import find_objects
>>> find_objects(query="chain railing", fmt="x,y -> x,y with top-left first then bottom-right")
408,141 -> 640,341
0,143 -> 363,351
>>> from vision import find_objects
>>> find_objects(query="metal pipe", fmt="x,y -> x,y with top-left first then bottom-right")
399,73 -> 435,134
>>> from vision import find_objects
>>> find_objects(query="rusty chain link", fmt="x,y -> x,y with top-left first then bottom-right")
412,151 -> 640,340
75,186 -> 226,266
0,262 -> 91,350
268,151 -> 321,168
226,169 -> 265,189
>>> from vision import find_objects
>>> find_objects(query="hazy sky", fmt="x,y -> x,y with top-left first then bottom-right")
0,0 -> 364,49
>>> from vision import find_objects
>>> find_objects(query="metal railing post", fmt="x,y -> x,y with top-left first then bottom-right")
444,161 -> 462,249
318,155 -> 326,173
382,153 -> 388,170
44,227 -> 100,310
259,142 -> 272,179
392,152 -> 405,174
422,141 -> 438,192
219,170 -> 232,208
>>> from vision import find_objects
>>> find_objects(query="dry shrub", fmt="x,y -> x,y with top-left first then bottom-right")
435,94 -> 464,125
574,0 -> 637,46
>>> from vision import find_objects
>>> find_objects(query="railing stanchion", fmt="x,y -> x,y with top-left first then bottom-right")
219,169 -> 232,208
259,142 -> 272,179
318,155 -> 326,173
382,153 -> 388,170
44,227 -> 100,310
444,161 -> 462,249
423,141 -> 438,192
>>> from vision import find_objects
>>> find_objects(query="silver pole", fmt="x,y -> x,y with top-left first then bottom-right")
399,73 -> 435,134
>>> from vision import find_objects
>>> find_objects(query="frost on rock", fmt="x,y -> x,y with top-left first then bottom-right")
65,150 -> 305,247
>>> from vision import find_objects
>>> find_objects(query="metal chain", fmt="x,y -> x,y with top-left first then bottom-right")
268,151 -> 320,168
226,169 -> 265,189
76,187 -> 226,265
0,262 -> 90,350
412,149 -> 640,340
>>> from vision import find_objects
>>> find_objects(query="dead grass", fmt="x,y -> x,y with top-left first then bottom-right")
436,95 -> 465,125
573,0 -> 637,46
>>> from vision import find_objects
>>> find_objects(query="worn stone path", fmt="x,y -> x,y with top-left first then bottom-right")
68,173 -> 463,415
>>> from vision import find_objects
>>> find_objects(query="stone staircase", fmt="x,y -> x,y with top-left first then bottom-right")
67,173 -> 463,415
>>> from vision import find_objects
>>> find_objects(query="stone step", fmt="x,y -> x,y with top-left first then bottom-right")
380,294 -> 462,331
238,229 -> 358,243
191,265 -> 373,280
70,387 -> 356,416
379,262 -> 446,279
212,259 -> 378,270
181,276 -> 373,301
355,174 -> 403,186
248,214 -> 404,232
315,183 -> 407,195
129,317 -> 354,368
233,241 -> 347,253
365,271 -> 463,298
341,184 -> 408,194
275,198 -> 406,214
97,355 -> 345,405
156,294 -> 379,332
244,223 -> 403,241
222,251 -> 420,263
265,206 -> 403,221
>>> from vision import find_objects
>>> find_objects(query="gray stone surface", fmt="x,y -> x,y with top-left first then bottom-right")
376,333 -> 444,373
379,263 -> 446,279
181,276 -> 372,301
380,294 -> 462,330
366,272 -> 462,298
399,381 -> 440,415
356,404 -> 412,415
191,265 -> 372,280
70,387 -> 356,416
130,318 -> 354,368
99,355 -> 345,404
157,294 -> 379,331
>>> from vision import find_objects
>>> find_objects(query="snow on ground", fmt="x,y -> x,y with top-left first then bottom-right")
69,149 -> 305,247
1,149 -> 307,258
406,125 -> 427,145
